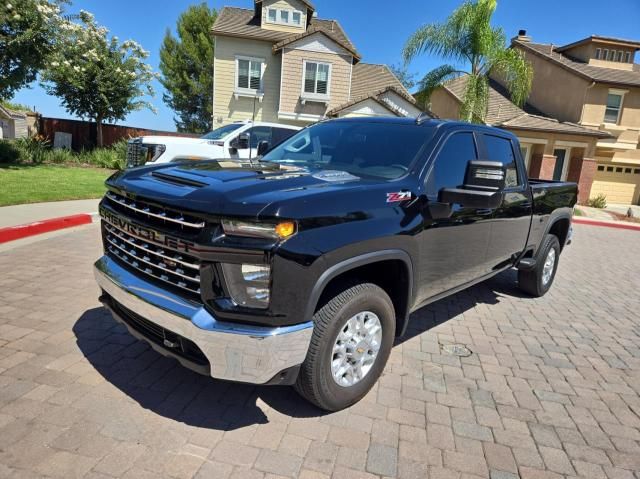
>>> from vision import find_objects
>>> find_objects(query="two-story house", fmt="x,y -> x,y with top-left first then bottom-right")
510,33 -> 640,205
210,0 -> 422,127
431,32 -> 640,205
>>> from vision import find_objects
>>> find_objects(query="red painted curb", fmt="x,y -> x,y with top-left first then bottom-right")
573,217 -> 640,232
0,214 -> 93,244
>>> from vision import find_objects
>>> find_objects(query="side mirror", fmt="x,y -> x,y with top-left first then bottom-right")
235,132 -> 250,150
257,140 -> 270,157
464,160 -> 506,191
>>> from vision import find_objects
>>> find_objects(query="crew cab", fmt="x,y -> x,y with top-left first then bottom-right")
95,117 -> 577,411
125,121 -> 300,168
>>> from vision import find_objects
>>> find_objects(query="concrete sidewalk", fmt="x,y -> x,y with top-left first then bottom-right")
0,199 -> 100,228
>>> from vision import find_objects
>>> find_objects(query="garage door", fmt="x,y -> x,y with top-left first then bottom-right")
591,165 -> 640,204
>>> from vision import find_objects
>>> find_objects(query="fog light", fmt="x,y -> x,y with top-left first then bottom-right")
221,263 -> 271,308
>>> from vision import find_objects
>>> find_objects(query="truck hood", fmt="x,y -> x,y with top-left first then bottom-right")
105,160 -> 404,220
137,135 -> 207,145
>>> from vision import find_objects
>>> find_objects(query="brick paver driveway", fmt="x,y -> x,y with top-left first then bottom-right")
0,223 -> 639,479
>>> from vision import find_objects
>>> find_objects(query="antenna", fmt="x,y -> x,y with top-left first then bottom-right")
415,111 -> 431,125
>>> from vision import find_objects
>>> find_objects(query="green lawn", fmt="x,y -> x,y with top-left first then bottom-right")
0,164 -> 114,206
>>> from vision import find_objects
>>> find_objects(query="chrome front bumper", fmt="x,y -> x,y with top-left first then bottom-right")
94,256 -> 314,384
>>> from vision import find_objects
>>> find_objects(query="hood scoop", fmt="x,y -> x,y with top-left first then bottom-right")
151,171 -> 207,188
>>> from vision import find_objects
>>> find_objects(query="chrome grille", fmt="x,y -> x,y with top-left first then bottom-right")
104,191 -> 205,231
103,222 -> 201,297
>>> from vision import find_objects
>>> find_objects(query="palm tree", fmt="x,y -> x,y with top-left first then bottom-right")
403,0 -> 532,123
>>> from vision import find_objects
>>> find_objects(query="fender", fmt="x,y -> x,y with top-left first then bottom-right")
519,210 -> 572,270
304,249 -> 414,337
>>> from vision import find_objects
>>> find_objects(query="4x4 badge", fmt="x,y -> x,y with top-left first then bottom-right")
386,191 -> 412,203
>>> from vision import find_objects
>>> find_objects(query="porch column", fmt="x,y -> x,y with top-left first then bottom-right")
529,153 -> 557,180
569,157 -> 597,204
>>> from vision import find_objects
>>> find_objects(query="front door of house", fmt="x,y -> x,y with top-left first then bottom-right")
553,148 -> 567,181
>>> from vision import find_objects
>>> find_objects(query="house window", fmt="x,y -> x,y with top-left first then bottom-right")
304,61 -> 330,96
608,50 -> 615,61
597,165 -> 605,171
616,51 -> 624,62
236,57 -> 262,92
607,166 -> 614,172
602,49 -> 609,60
265,7 -> 303,26
604,92 -> 623,124
625,168 -> 632,173
595,48 -> 601,59
625,52 -> 631,63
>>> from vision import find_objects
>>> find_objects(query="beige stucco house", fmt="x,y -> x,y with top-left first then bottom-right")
511,33 -> 640,205
211,0 -> 422,127
431,32 -> 640,205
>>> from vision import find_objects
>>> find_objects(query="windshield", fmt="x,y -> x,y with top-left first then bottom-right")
201,123 -> 243,140
260,121 -> 435,179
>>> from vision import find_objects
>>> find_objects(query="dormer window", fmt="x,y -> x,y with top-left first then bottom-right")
266,7 -> 303,26
595,48 -> 601,59
625,52 -> 631,62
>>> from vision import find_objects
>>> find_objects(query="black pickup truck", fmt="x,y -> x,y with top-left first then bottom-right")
94,117 -> 577,411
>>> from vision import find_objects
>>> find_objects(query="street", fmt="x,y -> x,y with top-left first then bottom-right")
0,223 -> 639,478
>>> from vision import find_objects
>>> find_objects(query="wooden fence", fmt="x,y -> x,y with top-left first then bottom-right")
38,117 -> 197,150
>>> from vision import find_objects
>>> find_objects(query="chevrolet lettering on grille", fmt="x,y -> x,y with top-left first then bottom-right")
100,207 -> 196,253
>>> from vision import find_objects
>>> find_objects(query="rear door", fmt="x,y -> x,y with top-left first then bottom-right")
481,133 -> 533,269
416,130 -> 495,302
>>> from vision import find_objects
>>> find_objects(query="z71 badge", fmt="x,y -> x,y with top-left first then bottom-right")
386,191 -> 412,203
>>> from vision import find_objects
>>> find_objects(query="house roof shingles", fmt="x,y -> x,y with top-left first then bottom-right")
272,25 -> 361,59
515,40 -> 640,88
212,7 -> 358,55
326,63 -> 419,116
442,75 -> 610,138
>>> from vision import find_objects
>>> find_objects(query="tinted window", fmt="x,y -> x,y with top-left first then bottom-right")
201,123 -> 243,140
484,135 -> 519,187
272,127 -> 297,145
261,121 -> 435,180
247,126 -> 272,148
427,132 -> 477,196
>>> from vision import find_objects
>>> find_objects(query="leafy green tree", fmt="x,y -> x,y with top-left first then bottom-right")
389,63 -> 417,91
403,0 -> 532,123
41,10 -> 157,146
160,3 -> 217,133
0,0 -> 65,99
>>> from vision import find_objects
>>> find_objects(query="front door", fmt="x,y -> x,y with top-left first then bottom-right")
483,133 -> 533,269
552,148 -> 567,181
416,131 -> 495,303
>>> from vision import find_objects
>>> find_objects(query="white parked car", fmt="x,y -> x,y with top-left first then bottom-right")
125,121 -> 301,168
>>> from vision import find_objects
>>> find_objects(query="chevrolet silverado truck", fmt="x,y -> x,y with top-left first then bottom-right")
94,117 -> 577,411
125,121 -> 300,168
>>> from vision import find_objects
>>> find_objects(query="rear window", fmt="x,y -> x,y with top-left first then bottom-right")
261,121 -> 435,179
201,124 -> 243,140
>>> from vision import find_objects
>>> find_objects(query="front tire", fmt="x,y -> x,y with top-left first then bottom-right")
518,234 -> 561,297
295,283 -> 395,411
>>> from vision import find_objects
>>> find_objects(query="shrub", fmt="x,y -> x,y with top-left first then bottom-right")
47,148 -> 76,164
587,193 -> 607,209
15,136 -> 51,164
0,140 -> 22,163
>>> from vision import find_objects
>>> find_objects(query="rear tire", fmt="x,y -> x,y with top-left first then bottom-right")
295,283 -> 395,411
518,234 -> 560,297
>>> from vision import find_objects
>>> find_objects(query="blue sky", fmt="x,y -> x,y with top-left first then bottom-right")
12,0 -> 640,132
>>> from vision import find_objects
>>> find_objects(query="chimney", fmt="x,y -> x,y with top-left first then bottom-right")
512,29 -> 531,44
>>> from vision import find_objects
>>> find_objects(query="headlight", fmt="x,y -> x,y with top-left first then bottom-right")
221,263 -> 271,308
221,220 -> 296,240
